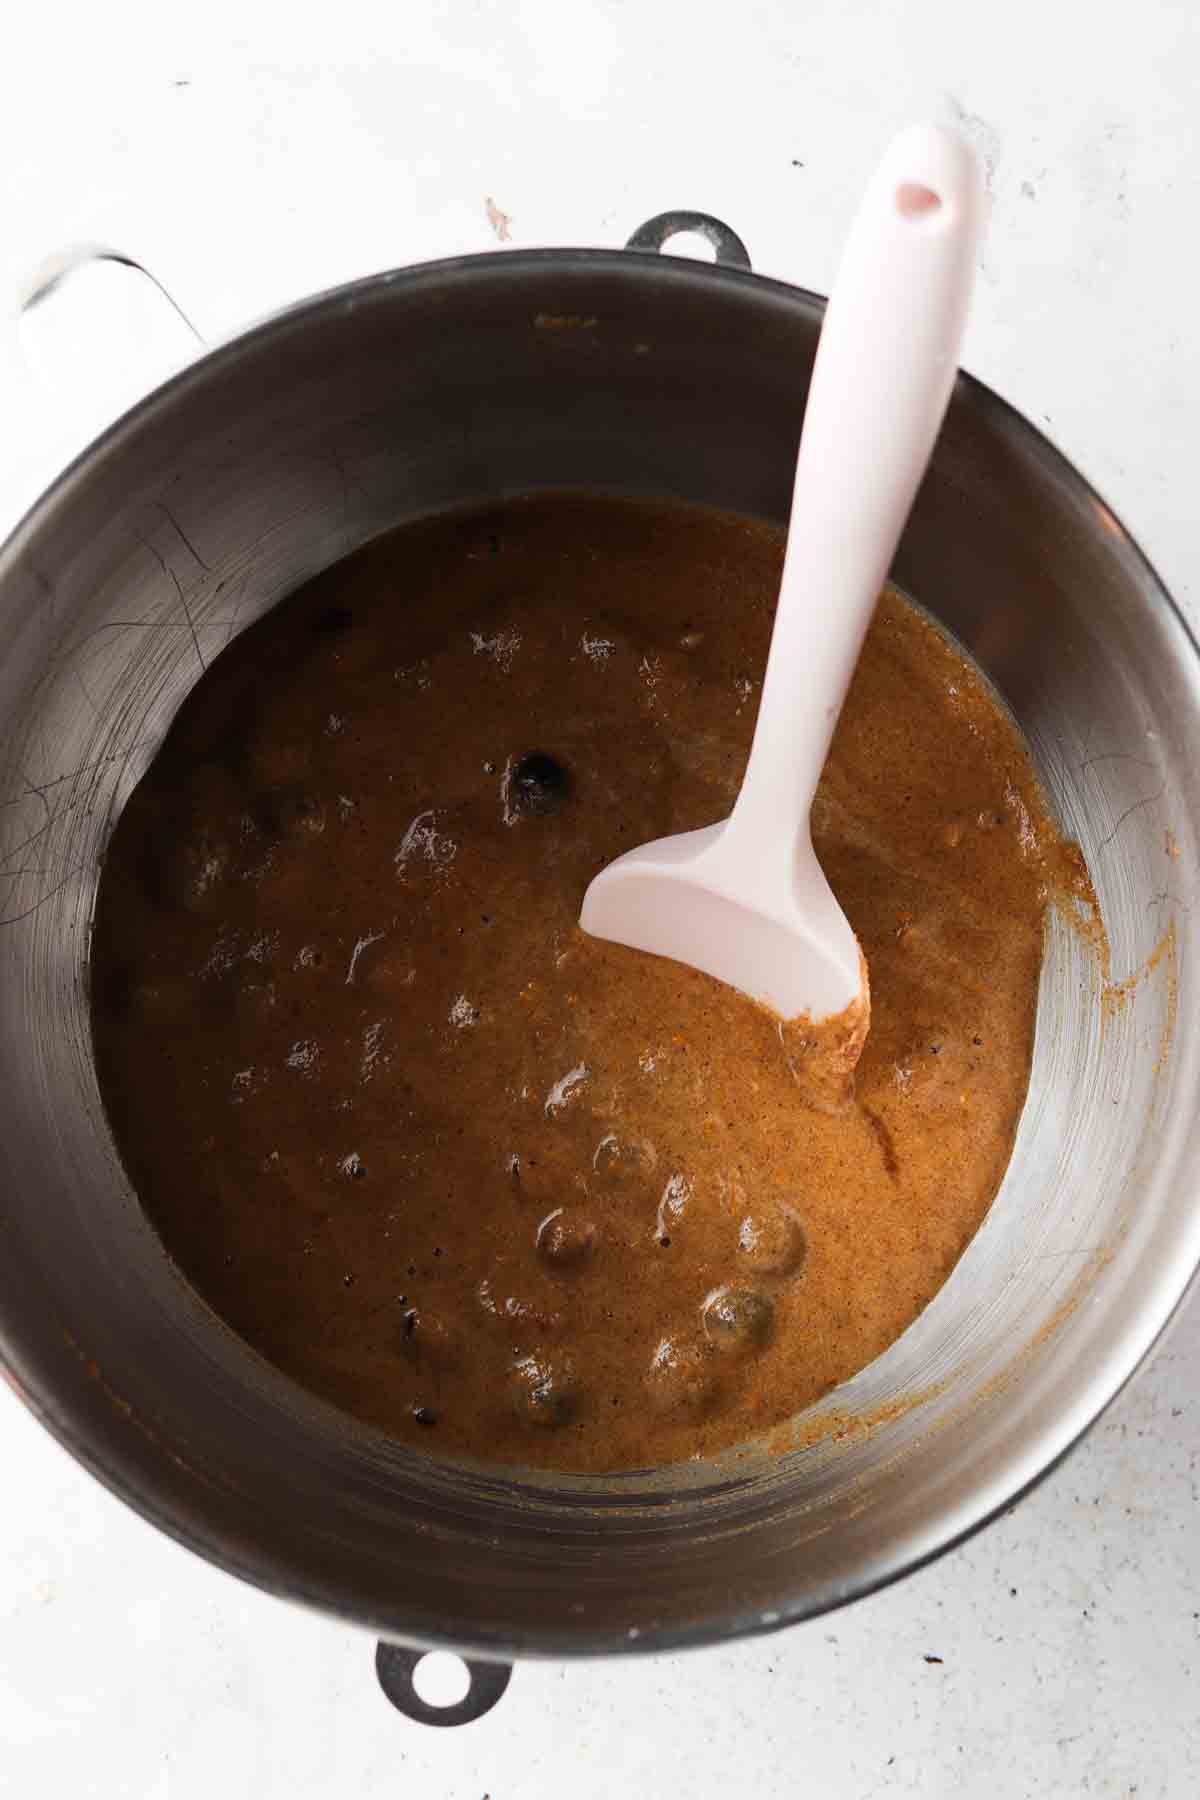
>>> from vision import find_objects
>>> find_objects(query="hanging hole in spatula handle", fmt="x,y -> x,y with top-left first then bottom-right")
625,211 -> 752,270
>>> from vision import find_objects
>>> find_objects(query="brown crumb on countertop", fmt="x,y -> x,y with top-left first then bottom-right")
484,196 -> 512,242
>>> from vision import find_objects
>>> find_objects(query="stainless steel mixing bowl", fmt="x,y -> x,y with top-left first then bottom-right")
1,215 -> 1196,1716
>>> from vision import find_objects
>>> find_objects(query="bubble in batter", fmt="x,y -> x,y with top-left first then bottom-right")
736,1207 -> 807,1277
645,1336 -> 720,1418
401,1306 -> 460,1368
509,1353 -> 579,1428
701,1287 -> 774,1356
536,1208 -> 599,1268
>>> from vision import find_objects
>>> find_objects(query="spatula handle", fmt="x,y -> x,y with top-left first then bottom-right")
728,125 -> 983,852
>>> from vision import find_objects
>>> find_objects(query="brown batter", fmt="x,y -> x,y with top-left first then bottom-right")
91,495 -> 1073,1472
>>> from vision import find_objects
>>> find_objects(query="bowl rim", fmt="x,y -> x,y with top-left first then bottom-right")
2,242 -> 1198,1662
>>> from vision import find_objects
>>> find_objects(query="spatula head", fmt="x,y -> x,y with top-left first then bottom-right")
580,820 -> 864,1023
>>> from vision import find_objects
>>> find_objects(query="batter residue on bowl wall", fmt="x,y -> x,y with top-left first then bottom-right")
90,495 -> 1086,1473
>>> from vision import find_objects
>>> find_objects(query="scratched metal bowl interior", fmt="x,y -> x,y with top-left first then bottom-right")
1,246 -> 1198,1662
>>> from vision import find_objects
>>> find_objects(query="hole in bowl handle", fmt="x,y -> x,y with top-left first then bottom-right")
374,1641 -> 513,1726
625,211 -> 752,270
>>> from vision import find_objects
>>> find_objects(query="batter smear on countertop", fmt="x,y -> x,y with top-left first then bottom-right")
91,495 -> 1083,1472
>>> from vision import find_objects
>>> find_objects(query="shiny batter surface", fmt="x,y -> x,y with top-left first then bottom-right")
91,496 -> 1070,1472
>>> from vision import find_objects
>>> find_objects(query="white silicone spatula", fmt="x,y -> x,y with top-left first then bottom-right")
581,124 -> 982,1026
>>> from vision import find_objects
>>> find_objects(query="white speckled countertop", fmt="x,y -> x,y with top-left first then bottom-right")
2,4 -> 1198,1793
